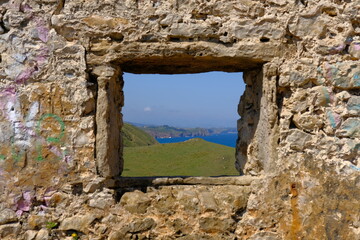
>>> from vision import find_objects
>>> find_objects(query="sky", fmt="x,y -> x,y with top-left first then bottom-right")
122,72 -> 245,128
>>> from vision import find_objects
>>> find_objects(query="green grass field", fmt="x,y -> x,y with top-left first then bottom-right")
123,138 -> 239,177
122,123 -> 159,147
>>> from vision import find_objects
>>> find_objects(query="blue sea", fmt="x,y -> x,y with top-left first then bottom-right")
156,133 -> 238,148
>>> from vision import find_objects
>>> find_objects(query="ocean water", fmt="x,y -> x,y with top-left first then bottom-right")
157,133 -> 238,148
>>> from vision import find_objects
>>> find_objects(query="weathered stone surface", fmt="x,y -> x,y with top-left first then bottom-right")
27,214 -> 47,230
336,118 -> 360,138
0,209 -> 17,225
321,62 -> 360,89
83,177 -> 105,193
0,0 -> 360,239
347,96 -> 360,116
128,218 -> 156,233
59,214 -> 97,233
0,223 -> 21,238
35,229 -> 49,240
293,112 -> 324,131
199,217 -> 236,233
349,42 -> 360,59
285,129 -> 313,151
88,188 -> 115,210
120,190 -> 151,214
116,175 -> 257,187
24,230 -> 37,240
92,65 -> 124,178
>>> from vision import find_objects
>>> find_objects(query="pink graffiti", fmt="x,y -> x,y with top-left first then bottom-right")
14,67 -> 36,84
43,188 -> 56,207
37,137 -> 71,163
37,26 -> 49,43
354,44 -> 360,51
36,47 -> 50,66
35,18 -> 49,43
15,191 -> 33,216
330,44 -> 345,54
14,47 -> 49,84
20,3 -> 32,12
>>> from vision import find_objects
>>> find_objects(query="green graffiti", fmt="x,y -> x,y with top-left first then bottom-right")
35,113 -> 66,162
36,113 -> 65,143
2,113 -> 67,163
36,144 -> 44,162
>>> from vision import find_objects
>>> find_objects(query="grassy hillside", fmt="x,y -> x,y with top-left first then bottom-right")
129,122 -> 237,138
140,125 -> 210,138
123,138 -> 239,176
122,123 -> 159,147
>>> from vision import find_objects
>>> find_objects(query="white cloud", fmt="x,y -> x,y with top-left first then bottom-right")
144,107 -> 152,112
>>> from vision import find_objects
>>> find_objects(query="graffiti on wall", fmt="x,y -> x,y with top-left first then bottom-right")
0,90 -> 70,165
313,62 -> 360,171
0,3 -> 71,167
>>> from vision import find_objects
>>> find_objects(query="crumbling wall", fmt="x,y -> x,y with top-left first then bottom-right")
0,0 -> 359,239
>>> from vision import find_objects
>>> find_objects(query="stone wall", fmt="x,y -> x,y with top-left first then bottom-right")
0,0 -> 359,239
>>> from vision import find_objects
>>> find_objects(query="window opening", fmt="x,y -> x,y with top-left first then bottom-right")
121,72 -> 245,177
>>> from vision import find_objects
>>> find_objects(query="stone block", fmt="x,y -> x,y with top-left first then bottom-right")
322,62 -> 360,89
35,229 -> 49,240
128,218 -> 156,233
24,230 -> 37,240
59,214 -> 97,233
347,96 -> 360,116
199,217 -> 236,233
0,223 -> 21,238
120,191 -> 151,214
336,118 -> 360,138
198,191 -> 218,212
28,214 -> 47,230
286,129 -> 313,151
349,42 -> 360,59
0,209 -> 17,225
89,189 -> 115,209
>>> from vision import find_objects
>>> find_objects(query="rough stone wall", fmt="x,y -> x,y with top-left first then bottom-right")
0,0 -> 359,239
0,0 -> 96,212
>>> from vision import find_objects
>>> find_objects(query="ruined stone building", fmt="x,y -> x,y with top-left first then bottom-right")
0,0 -> 359,239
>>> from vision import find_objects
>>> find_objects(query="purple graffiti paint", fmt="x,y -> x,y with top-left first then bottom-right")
14,67 -> 36,84
353,43 -> 360,51
43,189 -> 56,206
2,86 -> 16,95
36,47 -> 50,66
15,191 -> 33,216
330,44 -> 345,54
35,18 -> 49,43
37,26 -> 49,43
20,3 -> 32,12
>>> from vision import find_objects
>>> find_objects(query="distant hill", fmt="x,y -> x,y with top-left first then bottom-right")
129,123 -> 237,138
122,123 -> 159,147
123,138 -> 239,176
